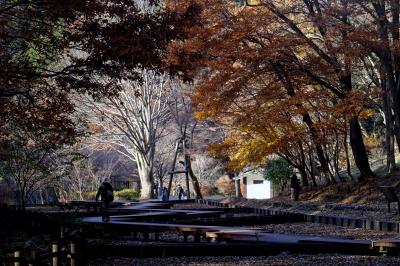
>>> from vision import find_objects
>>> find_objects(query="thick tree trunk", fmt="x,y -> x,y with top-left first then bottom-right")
381,62 -> 400,156
349,118 -> 374,180
136,154 -> 154,199
234,178 -> 242,198
382,79 -> 397,173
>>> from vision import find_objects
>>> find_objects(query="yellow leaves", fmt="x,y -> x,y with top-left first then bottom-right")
358,108 -> 374,120
194,110 -> 215,120
230,137 -> 276,169
209,128 -> 285,171
364,134 -> 381,150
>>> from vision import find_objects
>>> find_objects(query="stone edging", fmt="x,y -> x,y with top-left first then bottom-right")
196,199 -> 400,233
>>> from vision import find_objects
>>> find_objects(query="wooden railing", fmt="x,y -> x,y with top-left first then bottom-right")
0,242 -> 79,266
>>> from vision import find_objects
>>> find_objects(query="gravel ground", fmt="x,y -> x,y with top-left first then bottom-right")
87,254 -> 400,265
218,199 -> 400,223
175,200 -> 400,224
256,222 -> 400,240
85,200 -> 400,265
172,203 -> 223,209
90,221 -> 400,247
85,204 -> 400,265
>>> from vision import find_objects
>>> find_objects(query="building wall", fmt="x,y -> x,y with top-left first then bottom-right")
246,175 -> 271,199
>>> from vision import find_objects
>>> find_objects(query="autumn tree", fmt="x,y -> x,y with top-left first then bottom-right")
81,70 -> 171,199
1,0 -> 200,145
167,0 -> 381,184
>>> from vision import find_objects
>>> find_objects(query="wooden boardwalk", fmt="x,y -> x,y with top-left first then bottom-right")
79,200 -> 400,256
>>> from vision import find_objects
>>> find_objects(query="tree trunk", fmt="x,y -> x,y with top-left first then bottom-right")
334,130 -> 344,182
349,118 -> 374,180
298,142 -> 309,186
343,123 -> 354,180
373,2 -> 400,156
298,166 -> 309,187
307,150 -> 317,187
302,114 -> 335,184
234,178 -> 242,198
136,154 -> 154,199
382,78 -> 397,173
187,157 -> 203,199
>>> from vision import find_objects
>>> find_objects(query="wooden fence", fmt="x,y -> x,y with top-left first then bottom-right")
1,242 -> 79,266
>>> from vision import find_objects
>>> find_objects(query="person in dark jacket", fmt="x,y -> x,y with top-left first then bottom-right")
177,185 -> 185,200
153,180 -> 159,197
161,186 -> 168,202
96,180 -> 114,222
290,174 -> 300,201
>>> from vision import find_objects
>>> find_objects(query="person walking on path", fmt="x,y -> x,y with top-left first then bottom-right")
153,180 -> 159,197
290,174 -> 300,201
161,186 -> 168,202
96,180 -> 114,222
177,185 -> 185,200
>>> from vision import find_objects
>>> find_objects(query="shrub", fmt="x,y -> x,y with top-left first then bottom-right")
263,158 -> 293,192
200,183 -> 217,196
83,189 -> 140,200
216,175 -> 235,197
114,189 -> 140,200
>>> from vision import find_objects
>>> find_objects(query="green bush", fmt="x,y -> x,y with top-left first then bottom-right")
83,189 -> 140,200
263,158 -> 293,192
114,189 -> 140,200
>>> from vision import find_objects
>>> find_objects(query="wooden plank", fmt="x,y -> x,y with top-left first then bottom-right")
207,231 -> 372,248
373,239 -> 400,248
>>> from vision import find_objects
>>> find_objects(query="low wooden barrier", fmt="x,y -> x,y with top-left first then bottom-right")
0,242 -> 79,266
197,199 -> 400,233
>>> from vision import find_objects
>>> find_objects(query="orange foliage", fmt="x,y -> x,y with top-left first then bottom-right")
166,1 -> 385,174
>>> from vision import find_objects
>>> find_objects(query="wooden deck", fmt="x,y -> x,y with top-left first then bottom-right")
79,200 -> 400,255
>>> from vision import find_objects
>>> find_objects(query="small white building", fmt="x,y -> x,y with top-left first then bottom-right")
233,168 -> 272,199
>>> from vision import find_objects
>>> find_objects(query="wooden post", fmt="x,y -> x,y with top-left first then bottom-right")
167,139 -> 180,200
52,243 -> 59,266
14,251 -> 21,266
70,243 -> 76,266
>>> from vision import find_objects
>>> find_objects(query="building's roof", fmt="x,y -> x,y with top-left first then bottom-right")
232,167 -> 263,180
